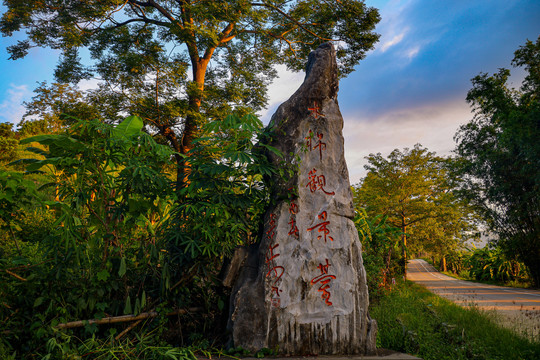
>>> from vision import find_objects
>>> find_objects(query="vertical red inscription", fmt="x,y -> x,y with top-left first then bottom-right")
266,265 -> 284,282
305,130 -> 327,161
314,132 -> 326,161
266,243 -> 280,262
307,101 -> 325,119
306,168 -> 335,195
266,213 -> 277,239
307,211 -> 334,243
288,201 -> 299,238
310,259 -> 336,306
265,213 -> 284,306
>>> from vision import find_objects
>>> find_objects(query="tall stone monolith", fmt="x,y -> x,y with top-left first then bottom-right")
228,43 -> 377,355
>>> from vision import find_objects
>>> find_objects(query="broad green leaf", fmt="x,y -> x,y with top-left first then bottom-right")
113,116 -> 143,138
33,297 -> 45,308
123,295 -> 132,315
118,257 -> 127,277
242,113 -> 262,128
134,298 -> 141,315
261,144 -> 283,157
20,134 -> 63,145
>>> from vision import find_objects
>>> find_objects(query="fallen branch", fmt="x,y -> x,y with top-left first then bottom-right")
56,307 -> 202,329
5,269 -> 27,281
115,319 -> 142,341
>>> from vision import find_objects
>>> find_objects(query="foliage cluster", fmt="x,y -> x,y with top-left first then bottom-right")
0,113 -> 278,359
353,144 -> 480,286
442,246 -> 530,286
371,280 -> 540,360
454,36 -> 540,287
0,123 -> 19,161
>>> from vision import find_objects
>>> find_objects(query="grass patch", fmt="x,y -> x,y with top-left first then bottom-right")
370,281 -> 540,360
441,270 -> 535,289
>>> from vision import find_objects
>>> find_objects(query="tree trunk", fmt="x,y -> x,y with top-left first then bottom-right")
401,221 -> 407,277
176,59 -> 209,191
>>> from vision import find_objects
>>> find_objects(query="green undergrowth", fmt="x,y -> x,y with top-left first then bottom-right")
370,281 -> 540,360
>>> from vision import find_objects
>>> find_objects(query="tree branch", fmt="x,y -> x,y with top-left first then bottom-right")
109,17 -> 170,30
251,2 -> 332,42
202,22 -> 236,62
56,307 -> 202,329
4,270 -> 27,282
137,0 -> 178,23
180,4 -> 200,64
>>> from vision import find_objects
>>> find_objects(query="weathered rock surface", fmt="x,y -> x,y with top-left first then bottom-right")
228,43 -> 376,355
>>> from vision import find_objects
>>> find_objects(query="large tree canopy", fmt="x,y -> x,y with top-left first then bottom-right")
1,0 -> 380,185
454,36 -> 540,287
355,145 -> 477,275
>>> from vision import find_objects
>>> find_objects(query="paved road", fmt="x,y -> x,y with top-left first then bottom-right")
407,259 -> 540,340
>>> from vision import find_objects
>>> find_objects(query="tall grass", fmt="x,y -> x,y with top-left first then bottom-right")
370,281 -> 540,360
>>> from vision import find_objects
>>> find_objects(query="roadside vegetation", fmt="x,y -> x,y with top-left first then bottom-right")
439,246 -> 534,289
371,281 -> 540,360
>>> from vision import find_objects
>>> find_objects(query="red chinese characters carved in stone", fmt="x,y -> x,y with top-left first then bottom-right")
306,168 -> 335,195
305,130 -> 327,161
265,251 -> 284,304
266,213 -> 277,240
307,101 -> 325,119
264,213 -> 284,306
288,201 -> 299,237
265,243 -> 280,263
266,265 -> 285,283
307,211 -> 334,243
310,259 -> 336,306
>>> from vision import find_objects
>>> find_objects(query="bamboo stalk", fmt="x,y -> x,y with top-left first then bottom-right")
56,307 -> 201,329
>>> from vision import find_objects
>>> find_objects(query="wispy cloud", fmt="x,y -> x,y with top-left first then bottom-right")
0,84 -> 31,125
380,31 -> 406,52
404,45 -> 420,60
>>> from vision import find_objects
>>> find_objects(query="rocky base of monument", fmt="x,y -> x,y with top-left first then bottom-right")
196,349 -> 422,360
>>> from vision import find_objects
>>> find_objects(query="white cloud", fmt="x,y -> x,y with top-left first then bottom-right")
342,98 -> 473,183
372,0 -> 415,54
380,32 -> 406,52
405,45 -> 420,59
78,78 -> 101,91
0,84 -> 32,125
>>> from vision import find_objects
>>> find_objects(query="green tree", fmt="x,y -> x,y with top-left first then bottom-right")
0,122 -> 18,161
1,116 -> 177,355
18,81 -> 112,136
355,144 -> 477,275
0,171 -> 40,255
1,0 -> 380,187
454,36 -> 540,287
17,116 -> 174,258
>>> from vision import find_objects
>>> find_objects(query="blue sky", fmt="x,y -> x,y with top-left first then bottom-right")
1,0 -> 539,181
